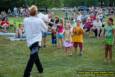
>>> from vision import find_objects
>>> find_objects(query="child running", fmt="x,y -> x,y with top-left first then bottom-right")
72,20 -> 84,56
63,20 -> 73,55
102,18 -> 115,63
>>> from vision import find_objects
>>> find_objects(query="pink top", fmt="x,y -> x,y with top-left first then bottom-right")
57,24 -> 64,33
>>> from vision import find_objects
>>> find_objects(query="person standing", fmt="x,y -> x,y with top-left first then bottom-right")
63,20 -> 73,55
23,5 -> 48,77
37,12 -> 51,47
72,20 -> 84,56
102,18 -> 115,63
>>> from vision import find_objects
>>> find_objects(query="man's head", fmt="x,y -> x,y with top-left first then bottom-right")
48,12 -> 54,19
29,5 -> 38,16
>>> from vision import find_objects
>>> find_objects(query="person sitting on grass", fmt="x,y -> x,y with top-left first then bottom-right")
0,17 -> 10,32
101,18 -> 115,63
16,24 -> 24,38
72,20 -> 84,56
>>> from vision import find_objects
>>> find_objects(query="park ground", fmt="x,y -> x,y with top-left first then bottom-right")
0,16 -> 115,77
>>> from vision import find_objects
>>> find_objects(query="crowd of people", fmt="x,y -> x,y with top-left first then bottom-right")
8,7 -> 29,17
0,5 -> 115,77
42,7 -> 115,59
23,5 -> 115,77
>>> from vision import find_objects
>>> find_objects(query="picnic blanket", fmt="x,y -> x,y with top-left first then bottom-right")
0,32 -> 15,37
8,37 -> 26,41
0,32 -> 26,41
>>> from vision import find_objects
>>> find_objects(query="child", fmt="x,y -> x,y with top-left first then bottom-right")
72,20 -> 84,56
103,18 -> 115,63
51,26 -> 57,47
63,20 -> 73,55
57,18 -> 64,48
0,17 -> 10,32
16,24 -> 24,38
84,18 -> 93,37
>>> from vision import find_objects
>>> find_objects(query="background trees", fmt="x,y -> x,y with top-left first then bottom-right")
0,0 -> 115,12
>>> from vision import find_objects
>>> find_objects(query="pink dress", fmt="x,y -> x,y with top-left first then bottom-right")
57,24 -> 64,34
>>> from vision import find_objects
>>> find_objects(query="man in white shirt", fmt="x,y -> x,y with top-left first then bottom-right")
37,12 -> 52,47
37,13 -> 49,47
23,5 -> 48,77
92,17 -> 102,38
77,12 -> 82,22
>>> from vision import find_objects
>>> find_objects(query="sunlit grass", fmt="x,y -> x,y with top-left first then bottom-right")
0,36 -> 115,77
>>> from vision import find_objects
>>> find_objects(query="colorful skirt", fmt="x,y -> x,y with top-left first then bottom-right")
63,41 -> 73,47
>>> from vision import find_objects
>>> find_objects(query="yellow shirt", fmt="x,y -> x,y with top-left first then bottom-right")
72,26 -> 84,43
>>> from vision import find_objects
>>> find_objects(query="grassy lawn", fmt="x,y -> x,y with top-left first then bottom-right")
0,36 -> 115,77
0,16 -> 115,77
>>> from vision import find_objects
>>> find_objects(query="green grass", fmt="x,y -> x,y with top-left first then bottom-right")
9,17 -> 23,28
0,36 -> 115,77
0,16 -> 115,77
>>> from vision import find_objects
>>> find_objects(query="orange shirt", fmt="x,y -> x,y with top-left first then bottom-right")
72,26 -> 84,43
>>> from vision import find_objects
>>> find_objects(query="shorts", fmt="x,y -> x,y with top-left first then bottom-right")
42,32 -> 47,38
52,39 -> 57,44
57,33 -> 64,39
73,42 -> 83,49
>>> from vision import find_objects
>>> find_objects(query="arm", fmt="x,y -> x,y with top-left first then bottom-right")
100,27 -> 105,38
112,29 -> 115,44
40,19 -> 48,32
62,16 -> 65,27
112,28 -> 115,36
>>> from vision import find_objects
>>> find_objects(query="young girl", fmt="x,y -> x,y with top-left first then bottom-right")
57,18 -> 64,48
103,18 -> 115,63
16,24 -> 24,38
63,20 -> 73,55
72,20 -> 84,56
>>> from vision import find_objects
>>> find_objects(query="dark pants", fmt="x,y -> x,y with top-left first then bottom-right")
23,42 -> 43,77
93,29 -> 102,37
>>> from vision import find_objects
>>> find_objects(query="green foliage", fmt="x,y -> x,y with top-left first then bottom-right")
0,0 -> 115,8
